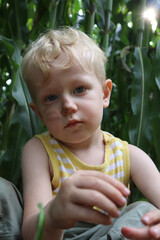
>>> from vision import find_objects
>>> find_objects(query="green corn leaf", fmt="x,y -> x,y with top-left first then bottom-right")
0,35 -> 21,71
149,39 -> 160,169
129,47 -> 152,151
155,38 -> 160,91
12,68 -> 41,138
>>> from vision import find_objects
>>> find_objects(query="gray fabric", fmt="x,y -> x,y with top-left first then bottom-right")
63,201 -> 156,240
0,177 -> 23,240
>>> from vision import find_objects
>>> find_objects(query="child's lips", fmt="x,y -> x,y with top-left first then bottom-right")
65,120 -> 82,128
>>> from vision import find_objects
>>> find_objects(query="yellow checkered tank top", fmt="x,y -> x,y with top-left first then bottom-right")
36,131 -> 130,197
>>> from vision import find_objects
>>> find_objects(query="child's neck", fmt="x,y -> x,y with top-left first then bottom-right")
63,130 -> 105,166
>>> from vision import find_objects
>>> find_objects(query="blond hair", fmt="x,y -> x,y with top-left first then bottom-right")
22,28 -> 106,91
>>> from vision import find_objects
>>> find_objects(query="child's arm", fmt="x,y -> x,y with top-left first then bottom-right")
22,137 -> 130,240
122,144 -> 160,239
22,137 -> 64,240
129,144 -> 160,208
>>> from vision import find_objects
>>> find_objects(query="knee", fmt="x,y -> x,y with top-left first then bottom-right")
127,201 -> 156,215
137,201 -> 156,211
133,201 -> 156,208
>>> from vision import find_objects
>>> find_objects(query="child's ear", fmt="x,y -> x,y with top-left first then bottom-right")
102,79 -> 112,108
29,102 -> 42,120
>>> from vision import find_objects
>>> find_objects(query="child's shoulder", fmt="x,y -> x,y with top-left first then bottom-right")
128,143 -> 147,160
102,131 -> 128,146
23,132 -> 49,153
22,134 -> 49,165
24,135 -> 42,148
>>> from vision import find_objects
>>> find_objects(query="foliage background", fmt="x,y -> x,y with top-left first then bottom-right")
0,0 -> 160,201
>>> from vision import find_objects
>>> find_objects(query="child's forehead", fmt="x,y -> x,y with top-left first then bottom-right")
34,64 -> 98,90
47,63 -> 95,81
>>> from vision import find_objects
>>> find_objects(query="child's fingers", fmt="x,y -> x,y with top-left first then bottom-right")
69,171 -> 129,207
72,188 -> 121,218
149,223 -> 160,239
121,226 -> 150,240
73,170 -> 130,197
122,224 -> 160,240
142,209 -> 160,226
142,210 -> 160,239
70,204 -> 113,226
73,177 -> 127,207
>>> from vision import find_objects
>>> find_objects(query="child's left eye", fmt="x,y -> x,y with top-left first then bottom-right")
46,95 -> 58,102
74,86 -> 86,94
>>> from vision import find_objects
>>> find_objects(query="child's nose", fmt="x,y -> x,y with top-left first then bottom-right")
61,95 -> 77,116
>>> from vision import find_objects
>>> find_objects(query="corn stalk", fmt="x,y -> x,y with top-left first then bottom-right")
101,0 -> 113,54
49,0 -> 60,29
84,0 -> 96,37
136,0 -> 146,47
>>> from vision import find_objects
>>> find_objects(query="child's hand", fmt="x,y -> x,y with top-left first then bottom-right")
47,170 -> 130,229
121,208 -> 160,239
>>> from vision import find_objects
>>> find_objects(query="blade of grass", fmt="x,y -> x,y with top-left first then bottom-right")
34,203 -> 45,240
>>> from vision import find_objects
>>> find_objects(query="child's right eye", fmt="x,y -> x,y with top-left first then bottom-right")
73,86 -> 86,94
46,95 -> 58,102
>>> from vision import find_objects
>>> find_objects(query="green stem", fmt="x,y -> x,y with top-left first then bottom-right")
102,0 -> 113,70
84,1 -> 96,37
102,9 -> 112,54
34,203 -> 45,240
49,0 -> 60,29
136,48 -> 145,147
56,0 -> 67,27
137,31 -> 144,47
106,0 -> 113,13
143,21 -> 151,47
136,0 -> 146,47
14,0 -> 22,45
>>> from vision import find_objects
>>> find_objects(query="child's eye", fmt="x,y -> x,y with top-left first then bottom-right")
46,95 -> 58,102
74,86 -> 86,94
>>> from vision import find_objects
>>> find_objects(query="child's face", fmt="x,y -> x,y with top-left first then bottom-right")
30,64 -> 111,146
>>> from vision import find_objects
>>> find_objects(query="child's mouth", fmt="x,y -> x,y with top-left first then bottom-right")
65,120 -> 81,128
